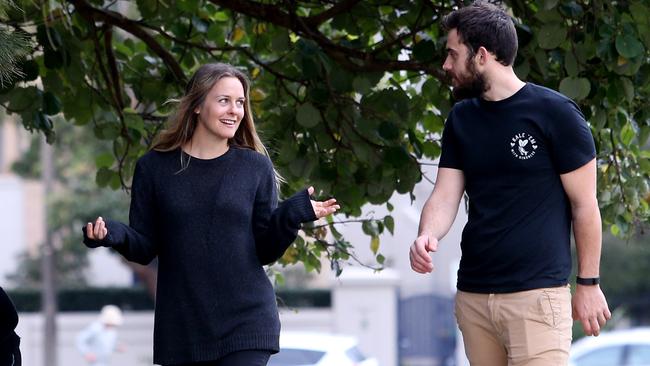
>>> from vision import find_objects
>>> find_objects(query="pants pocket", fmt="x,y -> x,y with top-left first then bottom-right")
537,288 -> 567,328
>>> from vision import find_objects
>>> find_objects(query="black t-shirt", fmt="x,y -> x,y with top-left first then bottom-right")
439,83 -> 596,293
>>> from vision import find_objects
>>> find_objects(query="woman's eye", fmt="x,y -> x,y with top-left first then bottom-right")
236,100 -> 244,107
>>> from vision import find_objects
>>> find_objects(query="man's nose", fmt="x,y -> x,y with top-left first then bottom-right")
442,58 -> 452,72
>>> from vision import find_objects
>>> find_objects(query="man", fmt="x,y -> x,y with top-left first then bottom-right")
409,2 -> 611,365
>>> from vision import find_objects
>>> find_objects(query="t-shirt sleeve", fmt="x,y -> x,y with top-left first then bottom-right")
439,112 -> 463,169
547,100 -> 596,174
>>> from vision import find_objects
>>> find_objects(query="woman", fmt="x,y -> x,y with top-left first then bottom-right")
82,63 -> 339,366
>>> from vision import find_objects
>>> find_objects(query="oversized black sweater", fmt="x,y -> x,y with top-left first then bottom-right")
82,147 -> 316,365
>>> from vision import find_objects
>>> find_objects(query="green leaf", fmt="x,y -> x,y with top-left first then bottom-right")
352,76 -> 373,94
564,51 -> 579,77
620,122 -> 635,146
412,40 -> 435,62
95,153 -> 114,169
361,220 -> 375,236
95,167 -> 113,187
620,77 -> 635,103
42,92 -> 61,115
537,24 -> 567,49
384,215 -> 394,235
384,146 -> 411,168
296,102 -> 321,128
9,86 -> 41,111
19,59 -> 39,82
136,0 -> 158,18
615,35 -> 645,58
559,77 -> 590,100
378,121 -> 399,140
271,29 -> 290,52
330,69 -> 353,92
370,235 -> 380,254
212,11 -> 229,22
543,0 -> 559,10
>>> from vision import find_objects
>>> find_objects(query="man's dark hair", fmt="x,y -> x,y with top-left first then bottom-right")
442,1 -> 518,66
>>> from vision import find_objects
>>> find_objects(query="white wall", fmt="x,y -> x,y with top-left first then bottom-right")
16,312 -> 155,366
17,269 -> 400,366
0,175 -> 25,286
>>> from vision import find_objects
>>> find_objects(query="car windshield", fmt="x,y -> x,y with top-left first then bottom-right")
268,348 -> 326,366
573,345 -> 624,366
346,346 -> 368,362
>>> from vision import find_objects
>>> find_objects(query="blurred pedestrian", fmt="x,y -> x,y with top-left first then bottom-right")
76,305 -> 124,366
0,287 -> 21,366
82,63 -> 339,366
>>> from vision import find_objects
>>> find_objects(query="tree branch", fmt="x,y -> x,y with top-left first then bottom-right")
70,0 -> 187,84
303,0 -> 362,27
209,0 -> 446,80
103,26 -> 125,113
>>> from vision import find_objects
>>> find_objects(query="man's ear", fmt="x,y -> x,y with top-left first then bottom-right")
477,46 -> 490,65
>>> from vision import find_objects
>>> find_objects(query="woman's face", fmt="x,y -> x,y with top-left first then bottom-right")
193,76 -> 246,143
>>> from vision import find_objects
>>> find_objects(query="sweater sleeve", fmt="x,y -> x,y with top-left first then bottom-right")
253,162 -> 316,265
82,159 -> 158,265
0,287 -> 18,336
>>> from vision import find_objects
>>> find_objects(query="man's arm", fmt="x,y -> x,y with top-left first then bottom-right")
410,167 -> 465,273
560,158 -> 611,336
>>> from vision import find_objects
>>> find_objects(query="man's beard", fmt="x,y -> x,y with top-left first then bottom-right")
450,61 -> 488,101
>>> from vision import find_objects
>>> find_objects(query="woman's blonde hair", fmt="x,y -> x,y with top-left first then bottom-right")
153,63 -> 282,183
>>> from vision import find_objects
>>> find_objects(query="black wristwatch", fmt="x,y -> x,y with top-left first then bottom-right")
576,276 -> 600,285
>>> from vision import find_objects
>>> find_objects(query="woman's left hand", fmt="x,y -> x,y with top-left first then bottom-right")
308,186 -> 340,219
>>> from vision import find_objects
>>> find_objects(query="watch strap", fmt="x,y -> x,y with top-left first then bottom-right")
576,276 -> 600,285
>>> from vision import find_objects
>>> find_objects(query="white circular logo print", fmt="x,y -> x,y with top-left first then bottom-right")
510,132 -> 538,160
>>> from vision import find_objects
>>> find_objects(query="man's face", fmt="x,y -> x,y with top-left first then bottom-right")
442,29 -> 487,100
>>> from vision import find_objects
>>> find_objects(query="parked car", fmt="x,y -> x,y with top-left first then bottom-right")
268,331 -> 379,366
569,327 -> 650,366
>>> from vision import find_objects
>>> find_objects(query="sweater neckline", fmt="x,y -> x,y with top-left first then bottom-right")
180,146 -> 234,164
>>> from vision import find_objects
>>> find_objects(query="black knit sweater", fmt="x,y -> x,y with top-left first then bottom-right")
82,147 -> 316,365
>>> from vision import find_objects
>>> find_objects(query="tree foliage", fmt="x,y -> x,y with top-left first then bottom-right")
6,119 -> 131,288
0,0 -> 648,274
0,0 -> 31,86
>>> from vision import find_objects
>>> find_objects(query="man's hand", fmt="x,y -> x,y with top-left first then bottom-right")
572,284 -> 611,336
409,235 -> 438,273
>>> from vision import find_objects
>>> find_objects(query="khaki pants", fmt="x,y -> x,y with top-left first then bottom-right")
455,286 -> 572,366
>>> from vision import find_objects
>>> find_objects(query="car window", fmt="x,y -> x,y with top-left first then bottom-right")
628,345 -> 650,365
574,345 -> 624,366
345,346 -> 368,362
268,348 -> 326,366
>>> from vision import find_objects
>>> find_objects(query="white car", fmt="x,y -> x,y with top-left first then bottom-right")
268,331 -> 379,366
569,327 -> 650,366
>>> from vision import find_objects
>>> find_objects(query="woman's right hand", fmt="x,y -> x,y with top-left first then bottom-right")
86,216 -> 108,240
